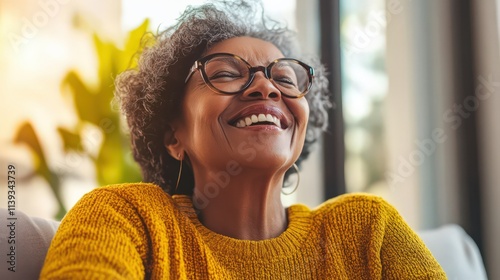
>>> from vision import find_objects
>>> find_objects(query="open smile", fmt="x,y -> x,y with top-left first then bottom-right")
228,105 -> 290,129
235,113 -> 281,128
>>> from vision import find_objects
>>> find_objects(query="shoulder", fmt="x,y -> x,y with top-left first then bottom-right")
80,182 -> 172,206
55,183 -> 181,246
43,183 -> 169,278
313,192 -> 392,215
64,182 -> 178,224
310,193 -> 403,227
307,194 -> 447,278
87,182 -> 166,197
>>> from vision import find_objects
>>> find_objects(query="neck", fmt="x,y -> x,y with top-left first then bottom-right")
191,169 -> 287,240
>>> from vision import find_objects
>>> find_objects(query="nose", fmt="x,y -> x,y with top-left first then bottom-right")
240,71 -> 281,101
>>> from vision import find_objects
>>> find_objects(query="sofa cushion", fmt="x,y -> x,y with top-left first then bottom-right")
0,209 -> 60,280
419,224 -> 488,280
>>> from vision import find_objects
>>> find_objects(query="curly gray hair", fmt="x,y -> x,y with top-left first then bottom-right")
115,0 -> 331,194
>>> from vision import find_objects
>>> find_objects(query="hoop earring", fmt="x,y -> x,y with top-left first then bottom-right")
175,154 -> 183,192
282,163 -> 300,195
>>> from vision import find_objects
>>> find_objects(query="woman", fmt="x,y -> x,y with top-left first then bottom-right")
41,1 -> 446,279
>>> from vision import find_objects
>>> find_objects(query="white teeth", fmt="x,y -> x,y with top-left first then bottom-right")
273,116 -> 280,127
234,113 -> 282,128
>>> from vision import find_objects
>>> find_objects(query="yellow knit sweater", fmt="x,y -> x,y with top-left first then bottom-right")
41,183 -> 446,279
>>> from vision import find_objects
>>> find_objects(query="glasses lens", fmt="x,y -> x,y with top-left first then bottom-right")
270,60 -> 310,96
204,56 -> 250,93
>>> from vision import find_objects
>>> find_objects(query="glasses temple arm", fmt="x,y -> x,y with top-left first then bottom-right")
184,62 -> 199,84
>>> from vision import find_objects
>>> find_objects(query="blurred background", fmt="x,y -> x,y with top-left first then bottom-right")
0,0 -> 499,278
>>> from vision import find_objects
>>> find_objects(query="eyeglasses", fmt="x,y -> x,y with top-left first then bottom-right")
184,53 -> 314,98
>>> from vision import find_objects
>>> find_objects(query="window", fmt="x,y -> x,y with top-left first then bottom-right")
340,0 -> 388,194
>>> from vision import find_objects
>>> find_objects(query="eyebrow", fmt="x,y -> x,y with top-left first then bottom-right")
208,56 -> 245,69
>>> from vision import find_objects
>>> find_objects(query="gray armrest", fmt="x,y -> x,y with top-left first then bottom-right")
0,209 -> 60,279
418,224 -> 488,280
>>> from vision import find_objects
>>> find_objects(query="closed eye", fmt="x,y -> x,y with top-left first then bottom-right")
209,71 -> 243,81
274,76 -> 298,88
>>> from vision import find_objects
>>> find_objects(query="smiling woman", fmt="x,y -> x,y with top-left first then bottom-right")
172,36 -> 312,215
40,0 -> 446,279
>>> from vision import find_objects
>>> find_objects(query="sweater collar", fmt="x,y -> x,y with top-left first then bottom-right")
172,194 -> 313,259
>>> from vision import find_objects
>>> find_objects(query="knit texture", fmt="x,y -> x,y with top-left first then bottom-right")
41,183 -> 446,279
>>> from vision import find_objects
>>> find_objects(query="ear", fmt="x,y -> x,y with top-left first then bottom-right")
164,125 -> 183,160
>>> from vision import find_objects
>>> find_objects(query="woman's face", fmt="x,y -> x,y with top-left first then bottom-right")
173,36 -> 309,175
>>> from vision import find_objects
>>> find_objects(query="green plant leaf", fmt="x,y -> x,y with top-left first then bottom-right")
57,127 -> 83,152
14,122 -> 46,165
121,19 -> 154,70
62,71 -> 101,125
14,122 -> 67,219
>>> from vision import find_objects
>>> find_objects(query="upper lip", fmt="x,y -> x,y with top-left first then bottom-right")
228,104 -> 290,129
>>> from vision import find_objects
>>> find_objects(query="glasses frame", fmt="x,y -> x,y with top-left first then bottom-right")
184,52 -> 314,98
